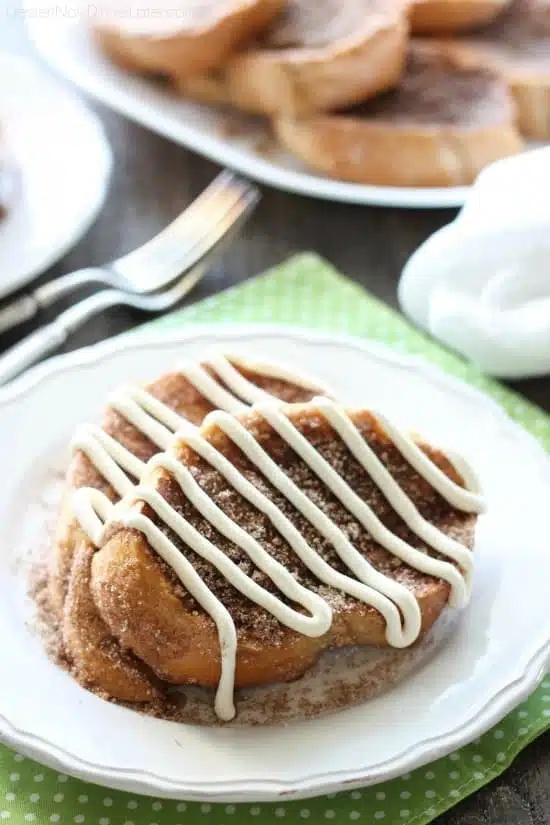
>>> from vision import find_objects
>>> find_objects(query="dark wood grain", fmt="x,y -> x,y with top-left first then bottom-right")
1,9 -> 548,823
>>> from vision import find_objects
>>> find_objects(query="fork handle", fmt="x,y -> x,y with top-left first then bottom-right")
0,293 -> 39,334
0,291 -> 122,386
0,268 -> 108,336
0,322 -> 68,385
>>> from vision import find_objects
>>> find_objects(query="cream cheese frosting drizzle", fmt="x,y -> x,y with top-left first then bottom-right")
95,398 -> 484,721
71,354 -> 329,546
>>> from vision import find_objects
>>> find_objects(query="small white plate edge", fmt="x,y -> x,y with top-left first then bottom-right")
0,53 -> 112,299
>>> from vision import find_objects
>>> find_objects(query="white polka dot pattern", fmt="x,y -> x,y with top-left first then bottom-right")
0,254 -> 548,825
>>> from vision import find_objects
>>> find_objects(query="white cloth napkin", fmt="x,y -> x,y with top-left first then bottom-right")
398,147 -> 550,379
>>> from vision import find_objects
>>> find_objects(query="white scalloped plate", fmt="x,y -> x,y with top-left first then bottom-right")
24,9 -> 469,209
1,325 -> 549,801
0,54 -> 112,299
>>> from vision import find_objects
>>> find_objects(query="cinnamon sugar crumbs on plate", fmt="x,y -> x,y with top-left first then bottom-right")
28,562 -> 69,672
116,610 -> 457,726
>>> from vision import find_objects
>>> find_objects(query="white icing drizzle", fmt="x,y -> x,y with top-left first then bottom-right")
71,425 -> 142,498
70,353 -> 328,546
177,362 -> 249,415
108,386 -> 182,451
199,411 -> 422,648
72,487 -> 120,548
97,399 -> 485,721
205,352 -> 327,404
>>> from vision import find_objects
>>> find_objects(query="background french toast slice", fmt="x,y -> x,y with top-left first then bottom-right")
92,0 -> 285,77
275,47 -> 522,186
417,0 -> 550,138
178,0 -> 409,115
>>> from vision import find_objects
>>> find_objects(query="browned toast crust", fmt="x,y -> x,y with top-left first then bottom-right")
410,0 -> 510,34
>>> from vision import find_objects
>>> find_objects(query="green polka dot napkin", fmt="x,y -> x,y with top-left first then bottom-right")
2,253 -> 549,825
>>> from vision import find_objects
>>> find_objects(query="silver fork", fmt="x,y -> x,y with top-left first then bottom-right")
0,170 -> 258,335
0,268 -> 207,386
0,175 -> 259,386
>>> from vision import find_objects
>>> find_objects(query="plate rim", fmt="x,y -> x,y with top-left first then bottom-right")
0,53 -> 112,299
1,324 -> 549,800
24,12 -> 469,210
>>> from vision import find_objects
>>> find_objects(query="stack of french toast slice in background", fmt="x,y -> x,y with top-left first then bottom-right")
92,0 -> 549,187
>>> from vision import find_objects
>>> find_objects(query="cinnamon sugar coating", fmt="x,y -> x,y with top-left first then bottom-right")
93,406 -> 476,691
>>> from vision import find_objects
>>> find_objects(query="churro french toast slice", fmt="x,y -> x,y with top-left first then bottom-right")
90,398 -> 483,721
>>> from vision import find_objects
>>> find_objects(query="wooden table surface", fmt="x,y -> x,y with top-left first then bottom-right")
1,8 -> 548,824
